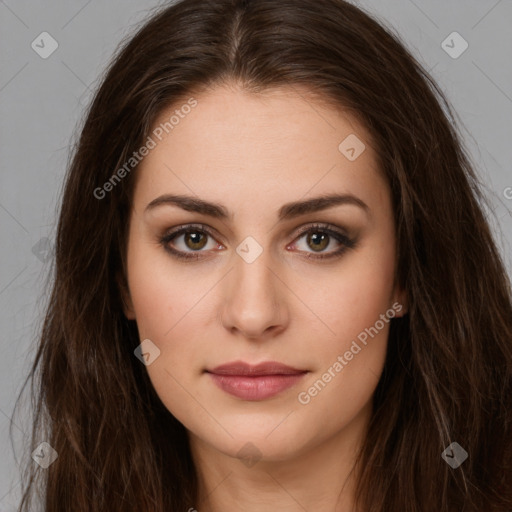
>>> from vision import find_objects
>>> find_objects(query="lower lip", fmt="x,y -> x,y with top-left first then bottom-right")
207,372 -> 307,400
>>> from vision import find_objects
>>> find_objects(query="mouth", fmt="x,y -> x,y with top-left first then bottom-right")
205,360 -> 309,400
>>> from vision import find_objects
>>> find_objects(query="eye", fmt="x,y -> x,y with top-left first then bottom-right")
160,223 -> 356,261
288,223 -> 356,260
160,224 -> 222,260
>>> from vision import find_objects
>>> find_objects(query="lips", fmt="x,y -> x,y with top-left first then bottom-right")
205,360 -> 308,400
208,360 -> 306,376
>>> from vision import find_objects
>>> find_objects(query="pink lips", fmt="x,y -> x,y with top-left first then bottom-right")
206,361 -> 308,400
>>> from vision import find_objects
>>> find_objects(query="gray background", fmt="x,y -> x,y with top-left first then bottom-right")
0,0 -> 511,508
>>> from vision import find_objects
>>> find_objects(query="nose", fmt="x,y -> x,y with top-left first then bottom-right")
220,248 -> 289,340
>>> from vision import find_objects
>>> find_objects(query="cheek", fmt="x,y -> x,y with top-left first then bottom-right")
292,235 -> 396,410
126,233 -> 202,339
125,235 -> 215,382
301,235 -> 397,351
126,250 -> 211,430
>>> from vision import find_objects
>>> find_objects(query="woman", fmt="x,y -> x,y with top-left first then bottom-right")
14,0 -> 512,510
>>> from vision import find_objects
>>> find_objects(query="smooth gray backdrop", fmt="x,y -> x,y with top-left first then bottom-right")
1,0 -> 511,509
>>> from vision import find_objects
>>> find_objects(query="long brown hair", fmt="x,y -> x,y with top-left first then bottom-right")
14,0 -> 512,510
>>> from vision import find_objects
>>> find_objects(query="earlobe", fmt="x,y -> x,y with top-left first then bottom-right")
393,287 -> 409,317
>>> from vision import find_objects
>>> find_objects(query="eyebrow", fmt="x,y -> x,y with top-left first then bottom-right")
145,193 -> 369,221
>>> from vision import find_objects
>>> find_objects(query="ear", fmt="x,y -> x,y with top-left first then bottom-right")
392,285 -> 409,317
117,271 -> 136,320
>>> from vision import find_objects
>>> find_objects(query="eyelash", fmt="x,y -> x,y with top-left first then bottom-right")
159,223 -> 356,261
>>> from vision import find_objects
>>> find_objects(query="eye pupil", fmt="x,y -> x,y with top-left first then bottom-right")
185,231 -> 207,250
307,232 -> 329,251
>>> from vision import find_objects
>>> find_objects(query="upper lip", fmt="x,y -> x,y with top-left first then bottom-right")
206,360 -> 307,376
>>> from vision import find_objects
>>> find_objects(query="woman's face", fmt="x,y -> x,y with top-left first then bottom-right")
123,84 -> 406,462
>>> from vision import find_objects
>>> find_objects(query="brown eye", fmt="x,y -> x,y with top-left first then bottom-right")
183,230 -> 208,250
306,232 -> 329,252
160,224 -> 220,260
290,223 -> 356,260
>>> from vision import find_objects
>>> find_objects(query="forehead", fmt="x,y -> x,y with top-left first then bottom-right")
132,84 -> 388,216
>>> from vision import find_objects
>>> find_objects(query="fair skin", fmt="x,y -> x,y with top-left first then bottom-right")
122,83 -> 407,512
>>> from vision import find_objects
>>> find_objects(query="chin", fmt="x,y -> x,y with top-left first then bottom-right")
195,417 -> 318,463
